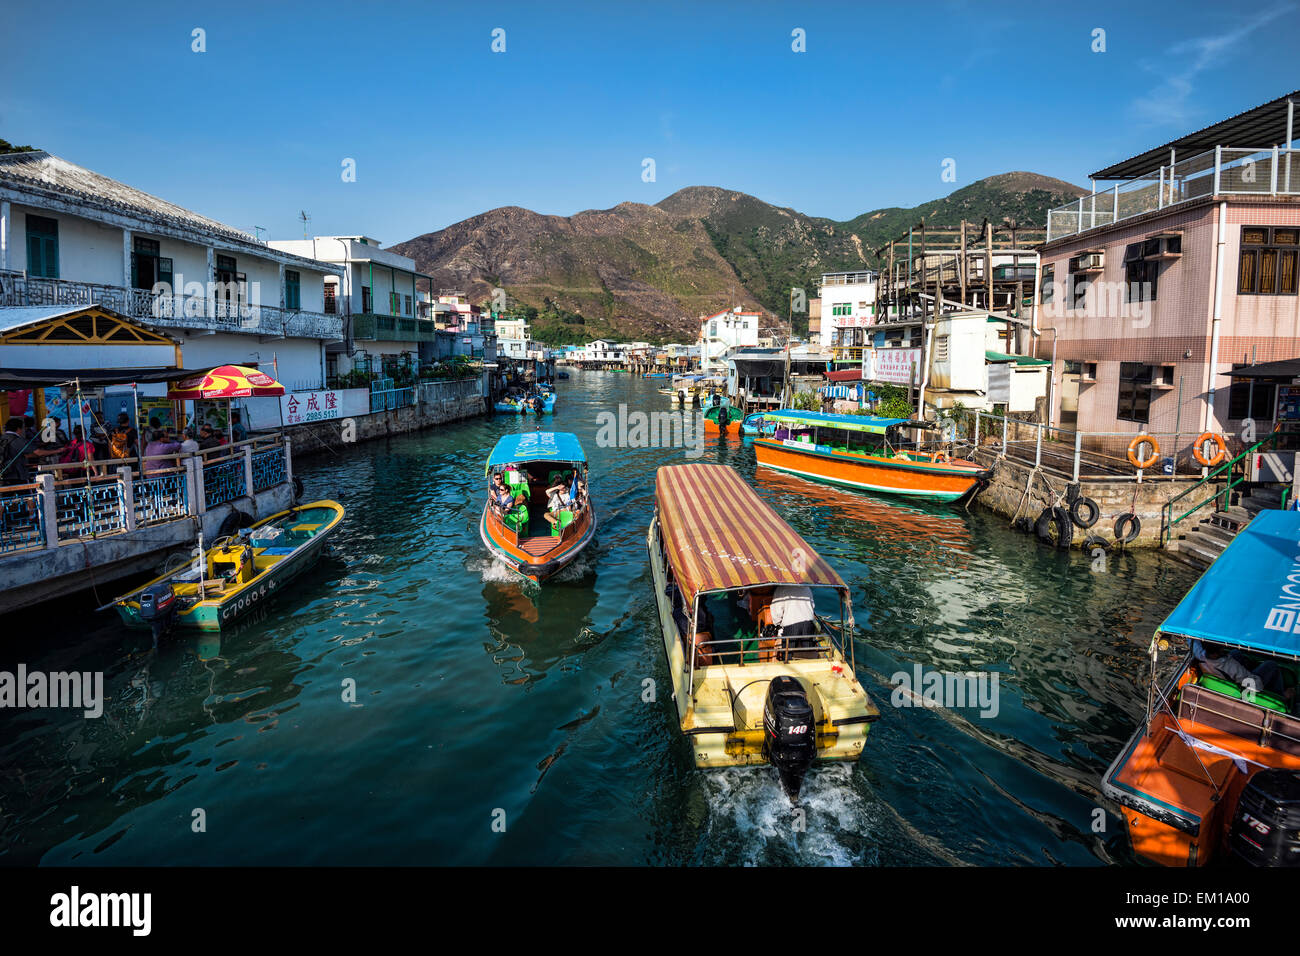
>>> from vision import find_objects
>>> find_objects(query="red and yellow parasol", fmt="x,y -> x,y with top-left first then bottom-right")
167,365 -> 285,400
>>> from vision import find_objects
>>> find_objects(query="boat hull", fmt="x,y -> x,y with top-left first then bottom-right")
115,501 -> 344,632
754,438 -> 984,502
480,502 -> 595,582
646,516 -> 875,771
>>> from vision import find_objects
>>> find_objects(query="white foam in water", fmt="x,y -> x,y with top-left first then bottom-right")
472,556 -> 528,587
699,763 -> 878,866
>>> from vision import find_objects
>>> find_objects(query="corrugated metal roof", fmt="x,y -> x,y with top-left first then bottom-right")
0,305 -> 93,333
1091,90 -> 1300,180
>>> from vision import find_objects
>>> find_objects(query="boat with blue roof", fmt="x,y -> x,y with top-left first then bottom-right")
1103,509 -> 1300,866
753,410 -> 989,503
480,431 -> 595,582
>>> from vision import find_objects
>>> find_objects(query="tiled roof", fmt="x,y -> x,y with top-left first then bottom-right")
0,150 -> 255,243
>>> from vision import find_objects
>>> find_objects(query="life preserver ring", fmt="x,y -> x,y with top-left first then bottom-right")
1193,432 -> 1228,467
1127,435 -> 1160,470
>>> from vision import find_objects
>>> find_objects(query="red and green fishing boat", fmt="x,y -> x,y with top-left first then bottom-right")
753,410 -> 989,503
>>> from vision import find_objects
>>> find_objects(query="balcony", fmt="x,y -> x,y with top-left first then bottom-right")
1047,146 -> 1300,242
0,272 -> 344,340
351,311 -> 441,343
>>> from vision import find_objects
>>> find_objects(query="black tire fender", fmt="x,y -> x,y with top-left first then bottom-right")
293,475 -> 305,500
1034,506 -> 1074,550
1114,513 -> 1141,544
217,512 -> 241,538
1069,496 -> 1100,529
1082,534 -> 1110,552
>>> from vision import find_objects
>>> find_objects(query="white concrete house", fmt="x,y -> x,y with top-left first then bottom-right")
0,151 -> 344,403
268,235 -> 434,378
818,271 -> 878,351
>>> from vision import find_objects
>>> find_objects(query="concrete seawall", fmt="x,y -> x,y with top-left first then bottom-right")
288,380 -> 486,461
971,448 -> 1221,548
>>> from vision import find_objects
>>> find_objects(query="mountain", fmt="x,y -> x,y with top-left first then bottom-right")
391,171 -> 1086,344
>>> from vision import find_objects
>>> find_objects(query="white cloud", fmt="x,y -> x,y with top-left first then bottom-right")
1131,4 -> 1296,127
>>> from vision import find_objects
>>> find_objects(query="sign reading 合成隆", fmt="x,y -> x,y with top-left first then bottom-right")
282,390 -> 342,426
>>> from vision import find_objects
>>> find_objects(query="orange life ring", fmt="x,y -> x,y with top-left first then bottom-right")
1127,435 -> 1160,470
1192,431 -> 1228,467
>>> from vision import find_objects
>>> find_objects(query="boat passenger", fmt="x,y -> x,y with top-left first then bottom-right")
491,472 -> 524,513
1191,639 -> 1285,697
543,479 -> 573,527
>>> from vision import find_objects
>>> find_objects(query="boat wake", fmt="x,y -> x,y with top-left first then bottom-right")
697,763 -> 880,866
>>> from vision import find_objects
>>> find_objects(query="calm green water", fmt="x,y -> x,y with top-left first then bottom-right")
0,372 -> 1199,866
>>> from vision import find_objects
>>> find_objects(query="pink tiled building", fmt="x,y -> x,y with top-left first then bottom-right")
1038,91 -> 1299,442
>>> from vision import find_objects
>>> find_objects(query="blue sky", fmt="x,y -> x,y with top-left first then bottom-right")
2,0 -> 1297,244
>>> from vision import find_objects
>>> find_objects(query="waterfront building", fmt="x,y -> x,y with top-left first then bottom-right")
266,236 -> 435,381
0,150 -> 344,422
1040,89 -> 1300,435
818,271 -> 879,353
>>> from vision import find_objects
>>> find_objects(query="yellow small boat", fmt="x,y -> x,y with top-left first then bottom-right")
648,463 -> 878,800
114,500 -> 344,638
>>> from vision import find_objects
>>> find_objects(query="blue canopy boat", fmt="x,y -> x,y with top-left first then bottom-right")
1102,509 -> 1300,867
495,390 -> 556,414
480,431 -> 595,582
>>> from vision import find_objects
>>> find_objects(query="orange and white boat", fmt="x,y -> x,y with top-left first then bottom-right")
753,410 -> 989,503
480,431 -> 595,582
1102,509 -> 1300,866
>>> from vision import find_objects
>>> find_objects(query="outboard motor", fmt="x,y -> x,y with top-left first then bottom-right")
138,582 -> 179,648
763,675 -> 816,802
1229,769 -> 1300,866
532,396 -> 544,414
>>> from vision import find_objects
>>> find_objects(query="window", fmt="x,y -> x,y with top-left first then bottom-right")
1239,227 -> 1299,295
1123,241 -> 1160,302
131,236 -> 173,291
389,291 -> 400,315
324,284 -> 337,314
1070,273 -> 1089,310
361,286 -> 372,313
1041,264 -> 1054,305
285,270 -> 301,310
1117,362 -> 1154,424
404,294 -> 412,316
214,254 -> 245,311
1228,373 -> 1277,421
832,302 -> 852,316
25,215 -> 58,278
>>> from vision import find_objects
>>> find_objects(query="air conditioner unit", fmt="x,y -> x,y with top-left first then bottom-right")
1077,253 -> 1104,271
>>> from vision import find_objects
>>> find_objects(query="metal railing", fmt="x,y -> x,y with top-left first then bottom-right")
1048,146 -> 1300,241
951,410 -> 1247,481
1160,431 -> 1284,544
0,435 -> 292,556
0,272 -> 343,340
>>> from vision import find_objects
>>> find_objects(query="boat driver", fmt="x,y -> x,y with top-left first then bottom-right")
768,585 -> 818,655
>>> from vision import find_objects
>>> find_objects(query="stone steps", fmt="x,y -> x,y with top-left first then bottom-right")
1170,484 -> 1289,569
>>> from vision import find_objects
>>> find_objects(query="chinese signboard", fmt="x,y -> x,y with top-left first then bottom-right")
282,390 -> 342,426
869,348 -> 922,385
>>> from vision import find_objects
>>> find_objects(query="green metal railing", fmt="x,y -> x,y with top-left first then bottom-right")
1160,432 -> 1282,545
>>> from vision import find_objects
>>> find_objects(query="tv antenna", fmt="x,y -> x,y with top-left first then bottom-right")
252,225 -> 267,242
298,210 -> 311,239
